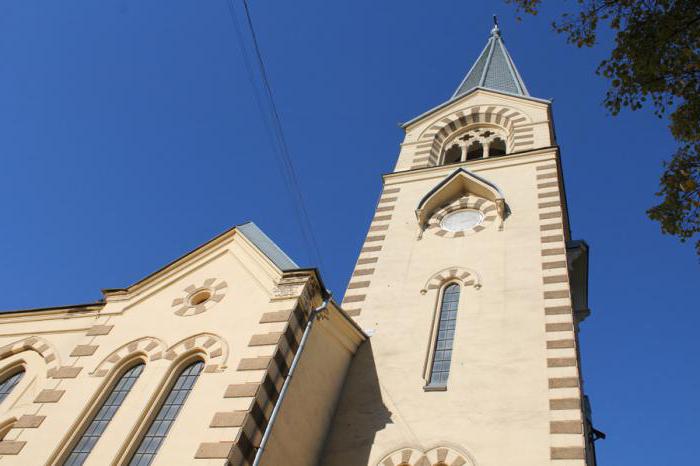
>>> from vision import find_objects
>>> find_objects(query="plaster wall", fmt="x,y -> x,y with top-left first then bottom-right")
324,92 -> 585,466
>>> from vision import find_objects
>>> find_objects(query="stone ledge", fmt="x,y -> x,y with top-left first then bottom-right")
550,398 -> 580,410
34,389 -> 65,403
237,357 -> 272,371
551,420 -> 583,434
194,441 -> 235,459
14,415 -> 45,428
546,322 -> 574,332
547,358 -> 577,368
86,325 -> 113,336
547,339 -> 575,349
551,447 -> 585,460
210,411 -> 247,428
51,366 -> 82,379
0,440 -> 26,455
549,377 -> 579,389
248,333 -> 283,347
224,383 -> 259,398
259,310 -> 292,324
70,345 -> 98,357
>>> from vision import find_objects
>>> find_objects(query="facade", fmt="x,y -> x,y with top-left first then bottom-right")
0,24 -> 598,466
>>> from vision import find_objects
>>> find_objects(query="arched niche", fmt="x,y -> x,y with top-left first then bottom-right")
415,169 -> 506,231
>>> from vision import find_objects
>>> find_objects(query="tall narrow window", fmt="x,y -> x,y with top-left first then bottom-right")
428,283 -> 460,387
0,369 -> 24,404
63,363 -> 145,466
128,360 -> 204,466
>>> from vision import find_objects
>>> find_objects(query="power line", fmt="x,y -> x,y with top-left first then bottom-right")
225,0 -> 324,269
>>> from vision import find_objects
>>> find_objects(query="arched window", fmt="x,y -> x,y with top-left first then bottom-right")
63,363 -> 145,466
489,137 -> 506,157
128,360 -> 204,466
428,283 -> 460,387
466,141 -> 484,160
0,369 -> 24,404
443,144 -> 462,164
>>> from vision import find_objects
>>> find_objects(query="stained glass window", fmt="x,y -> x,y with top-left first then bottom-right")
428,283 -> 460,386
0,370 -> 24,404
63,363 -> 145,466
128,360 -> 204,466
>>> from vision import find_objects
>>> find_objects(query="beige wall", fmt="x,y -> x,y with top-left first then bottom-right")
325,90 -> 588,465
0,228 -> 364,466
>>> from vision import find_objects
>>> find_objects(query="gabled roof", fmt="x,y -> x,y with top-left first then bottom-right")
1,221 -> 299,314
237,222 -> 299,271
453,23 -> 529,99
415,168 -> 505,227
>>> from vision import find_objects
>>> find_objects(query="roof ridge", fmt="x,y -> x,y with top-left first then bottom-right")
452,23 -> 530,98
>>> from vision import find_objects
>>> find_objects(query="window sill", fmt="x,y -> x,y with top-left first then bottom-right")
423,385 -> 447,392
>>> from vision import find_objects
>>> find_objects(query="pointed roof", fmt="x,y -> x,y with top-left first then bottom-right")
453,22 -> 529,98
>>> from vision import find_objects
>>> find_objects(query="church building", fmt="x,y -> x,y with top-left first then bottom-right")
0,24 -> 599,465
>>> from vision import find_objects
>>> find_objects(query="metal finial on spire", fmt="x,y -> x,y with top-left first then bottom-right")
452,16 -> 530,98
491,15 -> 500,36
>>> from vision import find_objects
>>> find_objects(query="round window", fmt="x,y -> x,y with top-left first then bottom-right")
440,209 -> 484,232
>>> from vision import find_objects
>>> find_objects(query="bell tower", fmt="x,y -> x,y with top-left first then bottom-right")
321,23 -> 598,466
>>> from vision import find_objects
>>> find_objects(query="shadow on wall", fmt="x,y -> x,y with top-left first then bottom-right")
320,340 -> 391,465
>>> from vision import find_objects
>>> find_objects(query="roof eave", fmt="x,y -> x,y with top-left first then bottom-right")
401,87 -> 551,129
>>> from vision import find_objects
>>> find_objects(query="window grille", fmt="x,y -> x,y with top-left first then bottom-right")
128,360 -> 204,466
428,283 -> 460,386
0,370 -> 24,404
63,363 -> 145,466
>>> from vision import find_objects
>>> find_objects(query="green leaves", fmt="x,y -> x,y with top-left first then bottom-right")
506,0 -> 700,255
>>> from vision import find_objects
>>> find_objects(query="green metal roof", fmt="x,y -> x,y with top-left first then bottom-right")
453,24 -> 529,98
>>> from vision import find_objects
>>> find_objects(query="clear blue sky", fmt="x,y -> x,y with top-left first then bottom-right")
0,1 -> 696,463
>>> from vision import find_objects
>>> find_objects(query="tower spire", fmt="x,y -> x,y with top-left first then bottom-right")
452,20 -> 530,99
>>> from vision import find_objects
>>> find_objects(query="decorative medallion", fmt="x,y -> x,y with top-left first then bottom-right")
171,278 -> 227,317
425,195 -> 498,238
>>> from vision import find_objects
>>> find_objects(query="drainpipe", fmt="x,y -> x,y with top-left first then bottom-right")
250,298 -> 329,466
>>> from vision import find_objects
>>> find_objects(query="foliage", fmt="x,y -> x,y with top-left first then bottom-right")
505,0 -> 700,254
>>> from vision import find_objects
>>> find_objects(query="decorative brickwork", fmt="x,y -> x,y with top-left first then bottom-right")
535,162 -> 587,463
410,104 -> 535,169
342,186 -> 400,316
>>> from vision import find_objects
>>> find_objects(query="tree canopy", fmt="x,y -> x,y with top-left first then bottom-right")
506,0 -> 700,254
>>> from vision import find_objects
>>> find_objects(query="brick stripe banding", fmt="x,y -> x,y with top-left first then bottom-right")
550,421 -> 582,434
70,345 -> 98,357
545,306 -> 573,315
34,389 -> 65,403
550,398 -> 581,410
224,383 -> 259,398
546,322 -> 574,332
223,303 -> 311,465
347,281 -> 370,289
343,294 -> 366,304
414,106 -> 535,167
0,441 -> 26,455
546,339 -> 575,349
14,415 -> 45,428
551,447 -> 585,460
536,165 -> 587,461
547,357 -> 577,367
86,325 -> 113,336
542,248 -> 566,256
356,257 -> 378,265
195,442 -> 235,459
259,309 -> 292,323
544,290 -> 570,299
248,333 -> 282,347
51,366 -> 82,379
549,377 -> 578,389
